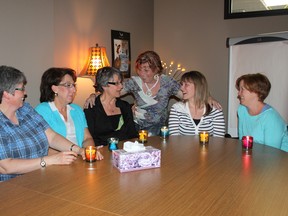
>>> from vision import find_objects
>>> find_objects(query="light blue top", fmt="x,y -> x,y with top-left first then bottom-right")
238,104 -> 288,152
35,102 -> 88,147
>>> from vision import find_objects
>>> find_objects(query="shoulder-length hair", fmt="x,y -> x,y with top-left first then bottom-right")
181,71 -> 212,116
40,67 -> 76,102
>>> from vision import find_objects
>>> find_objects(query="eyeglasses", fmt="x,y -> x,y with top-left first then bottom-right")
15,86 -> 25,91
58,83 -> 77,88
107,81 -> 122,86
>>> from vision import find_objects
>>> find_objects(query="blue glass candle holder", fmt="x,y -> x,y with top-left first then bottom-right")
107,137 -> 119,151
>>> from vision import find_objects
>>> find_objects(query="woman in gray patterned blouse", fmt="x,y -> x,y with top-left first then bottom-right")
85,51 -> 181,136
85,51 -> 221,136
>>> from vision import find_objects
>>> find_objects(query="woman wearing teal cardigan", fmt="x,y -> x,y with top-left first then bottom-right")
236,73 -> 288,151
35,68 -> 103,160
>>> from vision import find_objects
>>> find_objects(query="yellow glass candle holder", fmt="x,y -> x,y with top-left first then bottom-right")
138,130 -> 148,143
199,131 -> 209,144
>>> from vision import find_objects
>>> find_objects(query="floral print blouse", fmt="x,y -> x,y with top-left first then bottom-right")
123,74 -> 180,134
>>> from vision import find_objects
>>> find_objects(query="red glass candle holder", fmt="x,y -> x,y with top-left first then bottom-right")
242,136 -> 253,151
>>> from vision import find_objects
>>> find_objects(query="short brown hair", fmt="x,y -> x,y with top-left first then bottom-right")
235,73 -> 271,102
135,51 -> 163,74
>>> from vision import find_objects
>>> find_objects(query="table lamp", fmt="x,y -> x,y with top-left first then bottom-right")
79,43 -> 110,77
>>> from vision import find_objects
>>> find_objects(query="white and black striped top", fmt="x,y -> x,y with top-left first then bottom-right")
168,102 -> 225,137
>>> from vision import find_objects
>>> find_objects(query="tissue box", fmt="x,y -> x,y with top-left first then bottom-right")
112,146 -> 161,172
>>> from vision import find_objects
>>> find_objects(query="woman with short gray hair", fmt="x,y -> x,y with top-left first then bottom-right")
84,67 -> 137,146
0,65 -> 85,182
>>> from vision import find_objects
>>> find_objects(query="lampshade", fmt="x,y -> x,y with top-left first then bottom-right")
79,43 -> 110,77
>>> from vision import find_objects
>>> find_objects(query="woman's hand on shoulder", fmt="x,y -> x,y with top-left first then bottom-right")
208,96 -> 222,110
83,93 -> 99,109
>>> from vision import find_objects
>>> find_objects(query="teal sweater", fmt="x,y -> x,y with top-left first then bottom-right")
238,104 -> 288,152
35,102 -> 88,147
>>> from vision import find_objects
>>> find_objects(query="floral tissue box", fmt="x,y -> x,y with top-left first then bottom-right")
112,146 -> 161,172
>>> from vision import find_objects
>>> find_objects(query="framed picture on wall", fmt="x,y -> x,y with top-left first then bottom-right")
111,30 -> 131,78
224,0 -> 288,19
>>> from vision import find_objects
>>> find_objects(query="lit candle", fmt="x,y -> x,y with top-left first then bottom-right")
199,131 -> 209,144
138,130 -> 148,143
161,126 -> 169,139
85,146 -> 96,162
242,136 -> 253,150
107,137 -> 119,151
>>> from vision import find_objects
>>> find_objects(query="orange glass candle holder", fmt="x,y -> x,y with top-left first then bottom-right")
199,131 -> 209,144
85,146 -> 96,162
138,130 -> 148,143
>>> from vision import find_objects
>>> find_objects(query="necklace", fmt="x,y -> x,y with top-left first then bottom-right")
144,76 -> 159,97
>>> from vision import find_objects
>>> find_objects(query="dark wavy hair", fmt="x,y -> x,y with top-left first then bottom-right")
40,67 -> 76,102
235,73 -> 271,102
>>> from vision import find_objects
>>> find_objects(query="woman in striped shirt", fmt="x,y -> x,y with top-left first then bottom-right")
168,71 -> 225,137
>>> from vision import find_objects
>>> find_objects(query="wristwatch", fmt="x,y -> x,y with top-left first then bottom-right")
40,157 -> 46,168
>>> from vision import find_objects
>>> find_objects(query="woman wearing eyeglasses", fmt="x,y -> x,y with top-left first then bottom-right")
35,68 -> 103,160
85,51 -> 222,137
84,67 -> 138,146
0,66 -> 85,182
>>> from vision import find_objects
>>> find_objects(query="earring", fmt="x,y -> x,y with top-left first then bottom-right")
54,92 -> 58,96
154,74 -> 159,80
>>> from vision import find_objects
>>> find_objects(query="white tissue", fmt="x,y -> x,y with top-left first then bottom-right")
123,141 -> 146,152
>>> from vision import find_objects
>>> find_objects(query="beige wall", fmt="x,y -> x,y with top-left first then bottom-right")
53,0 -> 154,106
0,0 -> 153,107
0,0 -> 54,106
1,0 -> 287,124
154,0 -> 288,122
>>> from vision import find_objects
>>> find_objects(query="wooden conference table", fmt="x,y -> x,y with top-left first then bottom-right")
1,136 -> 288,216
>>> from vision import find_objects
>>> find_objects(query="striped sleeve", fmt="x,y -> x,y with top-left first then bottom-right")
210,109 -> 226,137
168,106 -> 181,135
